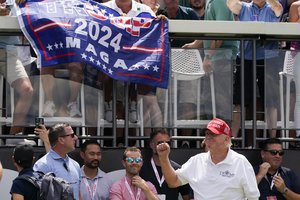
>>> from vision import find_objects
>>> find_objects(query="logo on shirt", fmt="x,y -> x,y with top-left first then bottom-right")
219,170 -> 234,178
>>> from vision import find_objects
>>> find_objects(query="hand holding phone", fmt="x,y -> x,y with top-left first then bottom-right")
35,117 -> 44,129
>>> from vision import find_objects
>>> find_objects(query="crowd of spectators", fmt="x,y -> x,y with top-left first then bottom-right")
4,120 -> 300,200
0,0 -> 299,149
2,0 -> 300,199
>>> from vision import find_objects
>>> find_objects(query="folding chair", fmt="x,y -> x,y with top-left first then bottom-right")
279,50 -> 295,147
170,49 -> 216,147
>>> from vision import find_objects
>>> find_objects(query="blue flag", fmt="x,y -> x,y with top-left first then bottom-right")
16,0 -> 170,88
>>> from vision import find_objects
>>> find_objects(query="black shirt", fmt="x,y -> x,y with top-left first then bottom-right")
140,158 -> 190,200
10,168 -> 39,200
254,166 -> 300,200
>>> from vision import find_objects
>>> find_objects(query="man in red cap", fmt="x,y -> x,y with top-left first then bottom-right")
156,118 -> 260,200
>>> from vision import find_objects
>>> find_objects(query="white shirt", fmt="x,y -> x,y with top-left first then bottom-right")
176,149 -> 260,200
102,0 -> 155,17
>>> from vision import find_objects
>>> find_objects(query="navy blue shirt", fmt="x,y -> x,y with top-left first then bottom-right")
254,166 -> 300,200
10,168 -> 39,200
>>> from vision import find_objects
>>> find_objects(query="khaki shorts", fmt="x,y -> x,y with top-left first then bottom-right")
0,45 -> 28,85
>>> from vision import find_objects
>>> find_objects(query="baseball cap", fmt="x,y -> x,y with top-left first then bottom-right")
13,144 -> 34,165
204,118 -> 231,137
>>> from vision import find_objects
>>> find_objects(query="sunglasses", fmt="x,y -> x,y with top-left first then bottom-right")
265,150 -> 284,156
125,157 -> 143,164
60,133 -> 76,138
156,141 -> 171,146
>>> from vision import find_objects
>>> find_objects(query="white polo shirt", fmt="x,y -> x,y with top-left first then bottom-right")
176,149 -> 260,200
102,0 -> 155,17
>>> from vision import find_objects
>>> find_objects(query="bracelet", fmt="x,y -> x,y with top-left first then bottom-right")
281,187 -> 288,195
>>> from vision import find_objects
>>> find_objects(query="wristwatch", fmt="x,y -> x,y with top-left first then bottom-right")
281,187 -> 288,195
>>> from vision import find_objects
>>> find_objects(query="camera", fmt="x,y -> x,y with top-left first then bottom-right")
35,117 -> 44,128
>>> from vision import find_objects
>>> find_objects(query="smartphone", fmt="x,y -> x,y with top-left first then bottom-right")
35,117 -> 44,128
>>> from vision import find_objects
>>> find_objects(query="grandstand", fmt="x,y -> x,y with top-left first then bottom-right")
1,18 -> 300,197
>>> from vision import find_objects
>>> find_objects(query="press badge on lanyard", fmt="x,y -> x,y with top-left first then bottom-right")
266,171 -> 279,200
151,158 -> 166,200
151,158 -> 165,187
125,178 -> 141,200
83,177 -> 98,200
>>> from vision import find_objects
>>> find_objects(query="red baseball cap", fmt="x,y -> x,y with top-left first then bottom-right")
205,118 -> 231,137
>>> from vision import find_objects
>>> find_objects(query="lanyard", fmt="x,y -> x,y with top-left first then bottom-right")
264,170 -> 279,190
151,158 -> 165,187
83,177 -> 98,200
125,178 -> 141,200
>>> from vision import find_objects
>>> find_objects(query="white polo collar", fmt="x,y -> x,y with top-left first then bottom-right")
110,0 -> 139,16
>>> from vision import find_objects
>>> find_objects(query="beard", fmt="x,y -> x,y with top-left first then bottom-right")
85,160 -> 100,169
127,166 -> 140,176
128,170 -> 139,176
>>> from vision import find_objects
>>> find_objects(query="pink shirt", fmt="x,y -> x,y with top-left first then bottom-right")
109,176 -> 157,200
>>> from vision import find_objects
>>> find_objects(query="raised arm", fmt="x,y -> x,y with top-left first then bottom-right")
267,0 -> 283,17
256,162 -> 270,184
289,1 -> 300,23
156,143 -> 182,188
34,125 -> 51,153
227,0 -> 242,15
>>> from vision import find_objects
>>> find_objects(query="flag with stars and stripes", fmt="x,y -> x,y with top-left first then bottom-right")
16,0 -> 170,88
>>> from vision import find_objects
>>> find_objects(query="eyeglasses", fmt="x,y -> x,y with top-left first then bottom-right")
60,133 -> 76,138
125,157 -> 143,164
265,150 -> 284,156
156,141 -> 171,146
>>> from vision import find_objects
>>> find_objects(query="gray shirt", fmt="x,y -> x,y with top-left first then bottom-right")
80,167 -> 113,200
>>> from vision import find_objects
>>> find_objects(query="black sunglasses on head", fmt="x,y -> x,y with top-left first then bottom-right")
264,150 -> 284,156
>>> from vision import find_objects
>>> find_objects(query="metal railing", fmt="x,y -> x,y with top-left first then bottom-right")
1,19 -> 300,148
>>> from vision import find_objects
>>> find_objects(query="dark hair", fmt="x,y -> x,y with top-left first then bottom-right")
261,138 -> 282,150
150,129 -> 170,141
13,144 -> 34,168
122,147 -> 142,160
80,140 -> 101,152
48,123 -> 70,147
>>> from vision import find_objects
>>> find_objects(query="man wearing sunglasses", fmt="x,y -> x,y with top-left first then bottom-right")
156,118 -> 260,200
33,123 -> 81,200
255,138 -> 300,199
109,146 -> 159,200
140,129 -> 191,200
